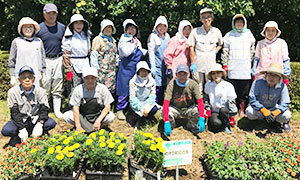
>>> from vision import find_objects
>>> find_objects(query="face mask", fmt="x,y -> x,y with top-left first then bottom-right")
175,78 -> 189,87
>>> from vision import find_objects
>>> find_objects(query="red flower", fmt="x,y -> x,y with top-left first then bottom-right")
16,170 -> 19,173
28,169 -> 31,174
21,161 -> 24,165
30,160 -> 34,163
22,142 -> 27,145
12,162 -> 16,166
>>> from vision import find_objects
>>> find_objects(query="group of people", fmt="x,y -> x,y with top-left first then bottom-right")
1,3 -> 292,146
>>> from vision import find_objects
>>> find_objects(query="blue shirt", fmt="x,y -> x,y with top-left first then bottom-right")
249,79 -> 290,113
36,22 -> 65,56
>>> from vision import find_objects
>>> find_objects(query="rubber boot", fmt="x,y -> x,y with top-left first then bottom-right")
53,97 -> 63,118
238,101 -> 245,118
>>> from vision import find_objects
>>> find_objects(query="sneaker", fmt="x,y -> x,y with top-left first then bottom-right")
224,127 -> 232,134
283,123 -> 291,132
116,110 -> 126,120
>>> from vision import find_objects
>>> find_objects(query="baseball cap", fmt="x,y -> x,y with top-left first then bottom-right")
18,65 -> 35,76
82,66 -> 98,78
176,64 -> 189,73
200,7 -> 213,15
43,3 -> 58,13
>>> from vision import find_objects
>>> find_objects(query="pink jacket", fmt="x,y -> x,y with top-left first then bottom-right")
163,35 -> 190,77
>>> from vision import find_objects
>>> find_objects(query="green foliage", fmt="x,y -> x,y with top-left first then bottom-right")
203,137 -> 291,180
133,130 -> 165,171
0,51 -> 10,100
84,130 -> 128,172
288,62 -> 300,112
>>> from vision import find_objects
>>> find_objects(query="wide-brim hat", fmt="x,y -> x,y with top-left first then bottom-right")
207,63 -> 226,80
17,17 -> 40,35
260,63 -> 287,79
100,19 -> 116,34
260,21 -> 281,37
123,19 -> 138,32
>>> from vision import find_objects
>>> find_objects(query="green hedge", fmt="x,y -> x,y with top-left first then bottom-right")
0,53 -> 299,111
0,51 -> 10,100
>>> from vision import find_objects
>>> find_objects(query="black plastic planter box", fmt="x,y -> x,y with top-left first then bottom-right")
39,165 -> 83,180
85,169 -> 123,180
202,159 -> 241,180
128,158 -> 165,180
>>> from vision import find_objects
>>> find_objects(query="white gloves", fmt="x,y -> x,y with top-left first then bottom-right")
41,72 -> 46,88
18,128 -> 28,142
32,122 -> 43,138
10,76 -> 18,86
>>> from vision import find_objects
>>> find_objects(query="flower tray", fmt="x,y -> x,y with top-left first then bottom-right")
202,159 -> 241,180
39,163 -> 84,180
128,158 -> 166,180
85,169 -> 123,180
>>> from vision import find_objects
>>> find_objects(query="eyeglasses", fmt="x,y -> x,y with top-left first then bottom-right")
19,74 -> 34,80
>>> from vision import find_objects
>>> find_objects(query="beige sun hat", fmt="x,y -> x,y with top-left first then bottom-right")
207,63 -> 226,80
260,21 -> 281,37
17,17 -> 40,35
260,63 -> 287,79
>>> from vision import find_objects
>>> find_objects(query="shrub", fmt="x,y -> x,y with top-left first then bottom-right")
0,51 -> 10,100
289,62 -> 300,112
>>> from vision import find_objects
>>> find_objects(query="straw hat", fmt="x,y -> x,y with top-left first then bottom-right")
17,17 -> 40,35
207,63 -> 226,80
260,63 -> 287,79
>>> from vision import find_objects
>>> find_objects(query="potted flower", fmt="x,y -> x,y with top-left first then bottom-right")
203,137 -> 290,180
83,129 -> 128,180
84,129 -> 128,179
0,137 -> 45,180
129,130 -> 166,179
40,130 -> 87,179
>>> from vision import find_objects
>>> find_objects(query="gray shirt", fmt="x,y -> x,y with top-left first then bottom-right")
69,83 -> 114,107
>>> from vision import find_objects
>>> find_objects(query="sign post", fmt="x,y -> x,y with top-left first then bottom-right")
162,140 -> 192,179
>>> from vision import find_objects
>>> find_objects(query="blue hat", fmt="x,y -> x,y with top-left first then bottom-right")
176,64 -> 189,73
18,65 -> 34,76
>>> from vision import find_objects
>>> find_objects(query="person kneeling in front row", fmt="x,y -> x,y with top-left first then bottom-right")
1,66 -> 56,147
246,63 -> 292,132
62,66 -> 116,133
163,64 -> 205,136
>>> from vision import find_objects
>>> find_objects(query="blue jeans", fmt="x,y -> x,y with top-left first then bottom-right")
1,118 -> 56,137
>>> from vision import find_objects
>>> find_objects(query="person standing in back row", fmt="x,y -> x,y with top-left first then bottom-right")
188,7 -> 223,92
36,3 -> 66,118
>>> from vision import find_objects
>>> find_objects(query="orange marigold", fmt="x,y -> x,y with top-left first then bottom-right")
287,168 -> 292,173
291,172 -> 296,177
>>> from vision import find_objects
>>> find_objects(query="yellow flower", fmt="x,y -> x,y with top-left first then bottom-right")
58,135 -> 67,141
99,129 -> 105,135
116,150 -> 123,156
81,1 -> 86,6
109,132 -> 115,137
63,139 -> 70,145
99,142 -> 106,148
76,2 -> 81,7
67,129 -> 70,132
119,133 -> 124,138
99,136 -> 105,142
53,134 -> 60,137
108,142 -> 115,149
30,148 -> 37,154
50,138 -> 56,142
80,129 -> 86,133
143,133 -> 153,139
56,153 -> 64,160
62,147 -> 69,154
66,152 -> 74,158
150,144 -> 157,151
124,136 -> 128,140
56,145 -> 62,152
47,147 -> 55,154
156,137 -> 163,142
198,0 -> 204,5
89,132 -> 96,140
68,136 -> 74,141
115,139 -> 121,143
156,142 -> 162,149
86,139 -> 93,145
73,143 -> 80,149
118,143 -> 126,150
159,147 -> 166,153
74,131 -> 79,135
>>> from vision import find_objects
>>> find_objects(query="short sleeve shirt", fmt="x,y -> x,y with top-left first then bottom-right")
164,79 -> 202,108
69,83 -> 114,107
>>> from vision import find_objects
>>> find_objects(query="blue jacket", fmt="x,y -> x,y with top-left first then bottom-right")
249,79 -> 290,113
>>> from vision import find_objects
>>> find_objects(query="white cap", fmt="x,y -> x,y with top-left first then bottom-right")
100,19 -> 116,34
136,61 -> 150,73
260,21 -> 281,37
200,7 -> 213,15
82,66 -> 98,78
